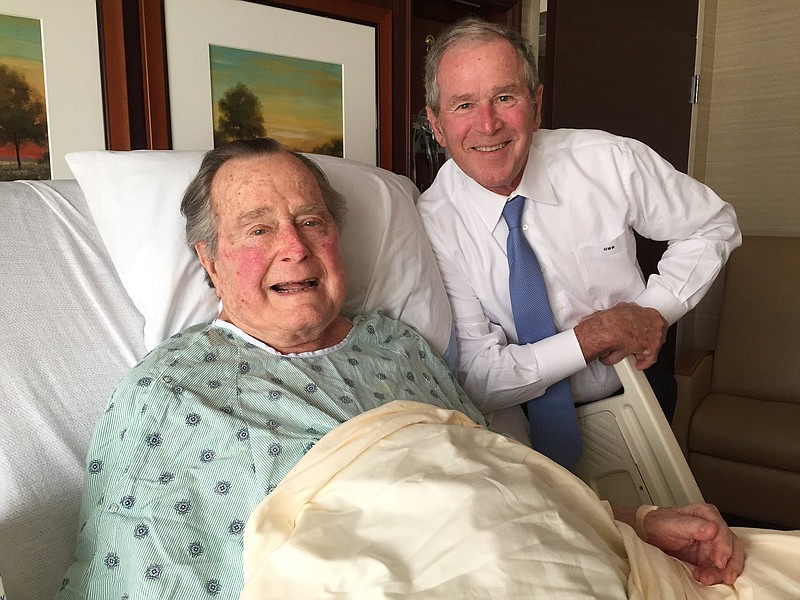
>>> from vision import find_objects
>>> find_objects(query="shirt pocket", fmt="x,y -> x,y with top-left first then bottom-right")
573,229 -> 645,307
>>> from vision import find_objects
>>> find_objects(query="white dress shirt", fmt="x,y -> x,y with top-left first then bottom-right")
417,129 -> 741,432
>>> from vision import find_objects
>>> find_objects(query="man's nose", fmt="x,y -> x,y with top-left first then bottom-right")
476,103 -> 501,134
277,226 -> 309,262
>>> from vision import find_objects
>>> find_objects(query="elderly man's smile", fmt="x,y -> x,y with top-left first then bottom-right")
270,278 -> 320,293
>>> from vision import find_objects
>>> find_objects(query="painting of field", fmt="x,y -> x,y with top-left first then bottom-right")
0,13 -> 49,181
210,45 -> 343,156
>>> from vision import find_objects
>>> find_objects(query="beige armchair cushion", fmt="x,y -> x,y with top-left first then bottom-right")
690,393 -> 800,472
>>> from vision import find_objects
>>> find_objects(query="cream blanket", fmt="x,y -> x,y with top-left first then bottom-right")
241,401 -> 799,599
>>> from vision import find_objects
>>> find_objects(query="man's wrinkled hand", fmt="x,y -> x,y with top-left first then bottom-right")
643,503 -> 745,586
574,302 -> 668,369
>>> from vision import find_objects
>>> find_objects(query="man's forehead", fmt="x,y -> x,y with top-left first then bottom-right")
441,37 -> 517,63
211,155 -> 323,213
217,153 -> 308,181
213,154 -> 317,193
440,40 -> 524,78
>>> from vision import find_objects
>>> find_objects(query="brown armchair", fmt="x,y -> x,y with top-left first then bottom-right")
673,235 -> 800,529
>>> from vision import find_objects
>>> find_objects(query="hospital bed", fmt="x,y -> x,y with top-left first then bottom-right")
0,151 -> 702,598
575,357 -> 703,508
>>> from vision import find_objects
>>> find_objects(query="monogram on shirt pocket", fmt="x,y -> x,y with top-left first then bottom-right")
573,230 -> 644,306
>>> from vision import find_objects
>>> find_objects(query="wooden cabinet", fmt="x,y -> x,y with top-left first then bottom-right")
542,0 -> 698,172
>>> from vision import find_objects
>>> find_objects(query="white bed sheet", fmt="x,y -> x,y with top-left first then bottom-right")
0,181 -> 145,600
242,401 -> 800,599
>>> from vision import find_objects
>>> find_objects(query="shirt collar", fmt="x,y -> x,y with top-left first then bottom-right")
457,143 -> 559,234
212,318 -> 354,357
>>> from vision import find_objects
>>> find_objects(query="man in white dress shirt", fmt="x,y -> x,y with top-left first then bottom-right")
416,17 -> 741,445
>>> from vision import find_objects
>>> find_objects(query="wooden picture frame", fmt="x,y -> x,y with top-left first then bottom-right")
1,0 -> 106,178
101,0 -> 392,170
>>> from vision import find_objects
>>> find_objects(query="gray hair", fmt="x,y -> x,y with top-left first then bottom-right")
424,17 -> 540,116
181,138 -> 347,287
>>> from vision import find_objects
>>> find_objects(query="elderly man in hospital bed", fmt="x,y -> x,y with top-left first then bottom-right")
57,139 -> 798,600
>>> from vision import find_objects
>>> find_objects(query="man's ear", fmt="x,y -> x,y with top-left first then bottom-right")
532,84 -> 544,131
195,241 -> 219,290
426,106 -> 447,148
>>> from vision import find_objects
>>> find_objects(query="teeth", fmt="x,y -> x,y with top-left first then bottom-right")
474,142 -> 508,152
271,278 -> 319,293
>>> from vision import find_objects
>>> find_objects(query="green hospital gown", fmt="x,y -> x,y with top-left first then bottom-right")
57,310 -> 488,599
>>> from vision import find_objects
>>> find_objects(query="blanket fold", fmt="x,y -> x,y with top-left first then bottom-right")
242,401 -> 799,599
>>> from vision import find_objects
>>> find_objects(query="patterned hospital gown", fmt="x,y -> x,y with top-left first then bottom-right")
56,310 -> 487,599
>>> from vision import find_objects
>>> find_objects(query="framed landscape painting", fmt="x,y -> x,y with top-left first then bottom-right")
0,13 -> 49,180
0,0 -> 105,179
159,0 -> 378,166
210,45 -> 344,157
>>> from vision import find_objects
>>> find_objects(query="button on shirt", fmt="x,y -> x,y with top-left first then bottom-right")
416,129 -> 741,420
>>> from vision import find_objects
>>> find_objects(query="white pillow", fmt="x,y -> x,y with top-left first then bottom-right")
65,150 -> 453,355
66,150 -> 214,350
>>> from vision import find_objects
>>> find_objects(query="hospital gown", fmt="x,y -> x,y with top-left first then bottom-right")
56,310 -> 487,599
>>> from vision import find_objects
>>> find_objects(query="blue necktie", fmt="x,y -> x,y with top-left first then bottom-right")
503,195 -> 582,468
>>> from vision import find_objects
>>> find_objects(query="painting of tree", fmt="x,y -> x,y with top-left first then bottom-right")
0,14 -> 49,181
210,45 -> 343,157
213,82 -> 266,146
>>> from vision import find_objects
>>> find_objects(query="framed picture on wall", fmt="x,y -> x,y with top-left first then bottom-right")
136,0 -> 391,168
0,0 -> 105,179
208,45 -> 346,158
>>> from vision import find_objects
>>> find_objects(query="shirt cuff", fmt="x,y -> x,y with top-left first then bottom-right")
534,329 -> 587,387
633,285 -> 686,325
